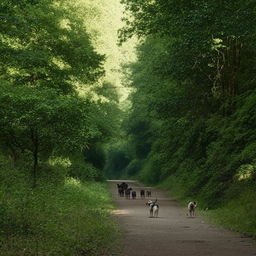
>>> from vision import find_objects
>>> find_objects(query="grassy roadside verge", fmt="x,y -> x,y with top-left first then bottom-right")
206,183 -> 256,237
0,159 -> 120,255
159,177 -> 256,238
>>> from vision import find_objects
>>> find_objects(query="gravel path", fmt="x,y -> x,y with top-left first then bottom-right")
109,180 -> 256,256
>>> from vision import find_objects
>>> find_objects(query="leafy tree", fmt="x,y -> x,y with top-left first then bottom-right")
0,86 -> 96,187
0,0 -> 124,184
120,0 -> 256,109
118,0 -> 256,210
0,0 -> 104,94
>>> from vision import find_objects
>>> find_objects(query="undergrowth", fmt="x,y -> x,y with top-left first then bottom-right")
207,182 -> 256,237
0,157 -> 120,256
160,177 -> 256,237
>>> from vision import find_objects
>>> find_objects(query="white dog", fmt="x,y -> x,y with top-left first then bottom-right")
146,199 -> 159,218
187,201 -> 197,217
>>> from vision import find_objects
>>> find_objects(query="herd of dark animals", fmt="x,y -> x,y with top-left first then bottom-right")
117,182 -> 152,200
117,182 -> 158,218
117,182 -> 197,218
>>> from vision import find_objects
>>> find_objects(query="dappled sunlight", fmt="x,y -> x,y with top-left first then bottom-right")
111,209 -> 131,215
235,164 -> 255,181
51,57 -> 71,70
59,19 -> 71,30
49,157 -> 71,167
65,177 -> 82,187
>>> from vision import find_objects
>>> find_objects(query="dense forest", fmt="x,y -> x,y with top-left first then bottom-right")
0,0 -> 132,254
1,0 -> 256,254
105,0 -> 256,235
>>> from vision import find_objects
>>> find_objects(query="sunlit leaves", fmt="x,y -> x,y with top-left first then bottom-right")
0,0 -> 104,94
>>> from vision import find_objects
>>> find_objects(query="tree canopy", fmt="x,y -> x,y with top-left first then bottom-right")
0,0 -> 123,185
116,0 -> 256,209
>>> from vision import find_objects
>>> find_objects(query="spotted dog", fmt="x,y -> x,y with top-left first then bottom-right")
146,199 -> 159,218
188,201 -> 197,217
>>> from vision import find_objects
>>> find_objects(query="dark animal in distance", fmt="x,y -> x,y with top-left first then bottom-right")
146,190 -> 151,197
117,182 -> 129,197
140,189 -> 145,198
117,184 -> 124,197
131,191 -> 136,199
121,182 -> 128,190
125,188 -> 132,199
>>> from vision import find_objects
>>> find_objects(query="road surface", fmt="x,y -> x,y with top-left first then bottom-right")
109,180 -> 256,256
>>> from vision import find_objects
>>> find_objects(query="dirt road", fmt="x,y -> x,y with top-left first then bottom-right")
109,180 -> 256,256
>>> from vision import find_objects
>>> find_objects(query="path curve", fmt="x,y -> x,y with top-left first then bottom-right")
109,180 -> 256,256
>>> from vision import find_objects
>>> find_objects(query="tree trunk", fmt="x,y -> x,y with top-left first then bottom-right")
31,128 -> 39,188
33,144 -> 38,188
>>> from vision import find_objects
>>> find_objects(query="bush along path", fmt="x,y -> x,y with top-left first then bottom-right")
110,180 -> 256,256
0,160 -> 119,256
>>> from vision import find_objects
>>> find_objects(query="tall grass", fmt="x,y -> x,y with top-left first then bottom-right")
160,176 -> 256,236
207,182 -> 256,236
0,157 -> 119,256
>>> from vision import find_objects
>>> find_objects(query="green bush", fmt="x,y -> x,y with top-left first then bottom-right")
68,161 -> 104,182
0,157 -> 119,256
209,181 -> 256,236
124,159 -> 143,177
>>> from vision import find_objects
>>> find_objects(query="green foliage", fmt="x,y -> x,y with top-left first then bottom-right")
0,0 -> 124,253
0,0 -> 104,93
84,142 -> 106,170
120,0 -> 256,102
0,0 -> 123,185
118,0 -> 256,235
0,157 -> 119,256
0,86 -> 92,155
68,161 -> 104,181
104,141 -> 131,178
208,181 -> 256,236
124,158 -> 143,177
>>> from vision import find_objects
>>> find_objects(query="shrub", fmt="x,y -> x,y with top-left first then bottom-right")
0,157 -> 119,255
